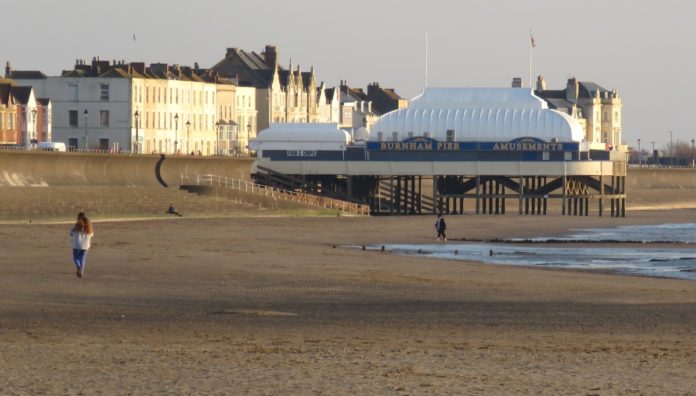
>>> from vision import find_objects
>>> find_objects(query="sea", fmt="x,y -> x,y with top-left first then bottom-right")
369,223 -> 696,281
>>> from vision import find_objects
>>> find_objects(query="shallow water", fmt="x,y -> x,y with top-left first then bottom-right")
370,223 -> 696,281
511,223 -> 696,244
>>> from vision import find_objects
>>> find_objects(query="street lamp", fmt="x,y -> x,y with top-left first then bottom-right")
134,110 -> 140,154
637,138 -> 641,166
31,108 -> 37,148
186,120 -> 191,155
246,124 -> 251,154
691,138 -> 695,168
174,114 -> 179,155
83,109 -> 88,150
668,130 -> 673,167
215,121 -> 219,156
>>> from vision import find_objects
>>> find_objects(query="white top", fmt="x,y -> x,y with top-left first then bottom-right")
249,123 -> 352,151
370,87 -> 584,142
71,230 -> 93,250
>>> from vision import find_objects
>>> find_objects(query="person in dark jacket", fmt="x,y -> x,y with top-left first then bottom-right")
435,214 -> 447,242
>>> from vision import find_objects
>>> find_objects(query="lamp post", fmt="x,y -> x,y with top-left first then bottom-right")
637,138 -> 641,166
83,109 -> 88,150
134,110 -> 140,154
668,130 -> 673,167
186,121 -> 191,155
31,108 -> 37,148
174,114 -> 179,155
215,121 -> 219,156
246,124 -> 251,154
691,138 -> 695,168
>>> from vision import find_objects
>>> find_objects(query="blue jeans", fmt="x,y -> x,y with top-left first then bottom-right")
73,249 -> 87,272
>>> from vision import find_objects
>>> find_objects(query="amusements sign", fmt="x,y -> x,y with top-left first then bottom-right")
367,136 -> 577,152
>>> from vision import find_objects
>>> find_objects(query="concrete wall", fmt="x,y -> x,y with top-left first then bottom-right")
626,167 -> 696,209
0,151 -> 253,187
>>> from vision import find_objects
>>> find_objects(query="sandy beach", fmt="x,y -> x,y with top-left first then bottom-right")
1,211 -> 695,395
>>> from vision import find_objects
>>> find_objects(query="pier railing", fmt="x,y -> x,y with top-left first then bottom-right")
188,174 -> 369,215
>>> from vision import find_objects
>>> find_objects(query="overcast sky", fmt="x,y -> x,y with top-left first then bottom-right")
2,0 -> 694,149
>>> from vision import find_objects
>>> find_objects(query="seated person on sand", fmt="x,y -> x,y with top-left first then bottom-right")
167,204 -> 183,217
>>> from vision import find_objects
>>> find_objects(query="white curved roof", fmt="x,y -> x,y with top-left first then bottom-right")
371,88 -> 585,142
409,87 -> 548,110
249,123 -> 351,151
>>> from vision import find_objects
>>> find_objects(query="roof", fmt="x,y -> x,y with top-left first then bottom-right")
9,70 -> 46,79
253,123 -> 351,143
37,98 -> 50,105
210,48 -> 275,88
10,86 -> 33,104
409,87 -> 548,110
370,87 -> 584,142
0,83 -> 12,105
578,81 -> 610,97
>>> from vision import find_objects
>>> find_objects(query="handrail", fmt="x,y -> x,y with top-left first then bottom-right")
188,174 -> 369,215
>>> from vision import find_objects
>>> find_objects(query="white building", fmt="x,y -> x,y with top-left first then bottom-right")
13,58 -> 221,155
370,87 -> 585,143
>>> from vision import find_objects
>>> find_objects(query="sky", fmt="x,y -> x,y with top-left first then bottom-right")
2,0 -> 694,149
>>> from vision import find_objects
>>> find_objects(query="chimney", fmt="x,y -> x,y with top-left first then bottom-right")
4,61 -> 11,78
511,77 -> 522,88
130,62 -> 146,75
566,77 -> 579,101
263,45 -> 277,67
536,75 -> 546,91
226,48 -> 237,57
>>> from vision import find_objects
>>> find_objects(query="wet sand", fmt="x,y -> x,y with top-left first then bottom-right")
1,211 -> 695,394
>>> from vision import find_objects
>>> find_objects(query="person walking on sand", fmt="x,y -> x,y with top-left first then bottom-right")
70,212 -> 93,278
435,214 -> 447,242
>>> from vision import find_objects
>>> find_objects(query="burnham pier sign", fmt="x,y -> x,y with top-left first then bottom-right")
367,136 -> 573,152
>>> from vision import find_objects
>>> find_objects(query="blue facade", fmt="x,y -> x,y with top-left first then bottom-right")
259,137 -> 599,162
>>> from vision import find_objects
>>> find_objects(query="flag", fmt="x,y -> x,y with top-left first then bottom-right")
530,31 -> 536,48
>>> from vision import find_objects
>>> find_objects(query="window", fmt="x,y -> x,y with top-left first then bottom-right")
423,132 -> 430,138
0,114 -> 3,129
69,110 -> 78,127
68,138 -> 78,149
446,129 -> 455,142
100,110 -> 109,127
100,84 -> 110,101
377,132 -> 383,141
392,132 -> 399,141
68,84 -> 78,101
99,138 -> 109,151
407,132 -> 414,138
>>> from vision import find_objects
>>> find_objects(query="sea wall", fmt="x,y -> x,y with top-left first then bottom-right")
0,151 -> 253,187
626,167 -> 696,209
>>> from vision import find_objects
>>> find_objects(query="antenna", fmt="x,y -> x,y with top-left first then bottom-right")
425,31 -> 429,89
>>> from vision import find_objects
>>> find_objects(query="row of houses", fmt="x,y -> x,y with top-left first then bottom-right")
2,45 -> 407,155
1,44 -> 623,155
0,77 -> 51,147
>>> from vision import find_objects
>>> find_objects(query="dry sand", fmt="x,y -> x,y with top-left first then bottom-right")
1,211 -> 696,395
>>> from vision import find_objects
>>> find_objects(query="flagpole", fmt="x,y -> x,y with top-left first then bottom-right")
529,31 -> 533,88
529,42 -> 532,88
425,31 -> 429,89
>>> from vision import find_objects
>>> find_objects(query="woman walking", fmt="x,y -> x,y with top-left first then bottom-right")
70,212 -> 94,278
